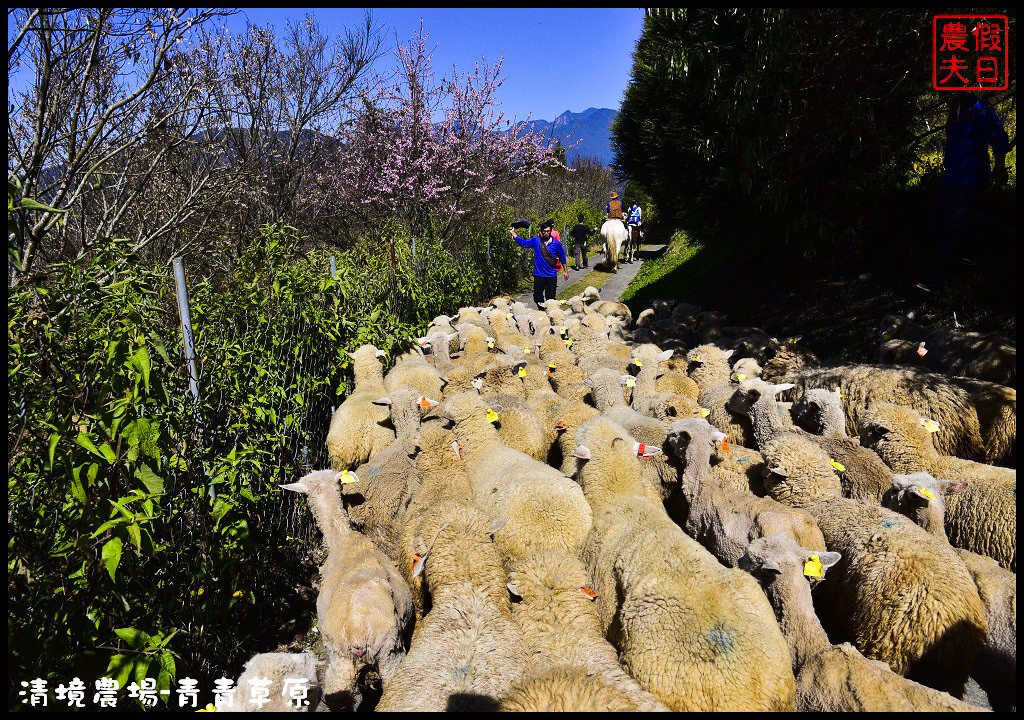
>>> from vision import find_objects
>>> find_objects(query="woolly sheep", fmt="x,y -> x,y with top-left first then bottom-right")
667,418 -> 826,568
574,419 -> 797,711
219,652 -> 322,712
948,375 -> 1016,466
789,387 -> 895,503
501,550 -> 669,711
687,345 -> 758,447
280,470 -> 413,711
880,312 -> 1016,387
383,352 -> 444,401
435,392 -> 592,562
377,501 -> 528,711
325,345 -> 395,470
859,402 -> 1015,571
882,470 -> 1017,711
770,362 -> 987,462
757,434 -> 988,695
738,535 -> 985,712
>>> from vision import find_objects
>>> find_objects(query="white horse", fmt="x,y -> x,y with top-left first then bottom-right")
600,219 -> 628,273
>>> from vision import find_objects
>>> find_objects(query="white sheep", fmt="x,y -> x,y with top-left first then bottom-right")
218,652 -> 322,712
739,535 -> 986,712
325,344 -> 395,470
757,434 -> 989,696
280,470 -> 413,711
574,417 -> 797,711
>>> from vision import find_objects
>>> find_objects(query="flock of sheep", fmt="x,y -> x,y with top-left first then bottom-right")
222,288 -> 1016,712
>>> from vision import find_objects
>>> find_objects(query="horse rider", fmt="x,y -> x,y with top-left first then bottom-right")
626,202 -> 643,249
605,192 -> 626,229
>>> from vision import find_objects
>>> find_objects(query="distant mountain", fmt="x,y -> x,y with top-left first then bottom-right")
515,107 -> 617,166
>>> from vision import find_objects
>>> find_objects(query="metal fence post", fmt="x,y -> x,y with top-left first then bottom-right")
172,257 -> 213,501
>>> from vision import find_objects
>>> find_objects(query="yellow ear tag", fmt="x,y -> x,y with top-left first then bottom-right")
565,338 -> 573,348
339,470 -> 359,485
920,418 -> 941,433
523,346 -> 532,354
625,376 -> 636,388
518,366 -> 527,378
505,313 -> 514,319
882,331 -> 893,341
829,459 -> 846,473
803,554 -> 824,578
633,358 -> 643,368
699,407 -> 711,418
693,355 -> 704,363
486,408 -> 500,424
919,486 -> 936,500
736,373 -> 747,382
548,362 -> 557,370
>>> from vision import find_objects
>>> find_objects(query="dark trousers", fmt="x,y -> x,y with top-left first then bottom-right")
533,275 -> 557,308
574,243 -> 588,268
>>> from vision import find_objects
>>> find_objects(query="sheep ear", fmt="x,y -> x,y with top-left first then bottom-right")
762,558 -> 783,574
488,403 -> 503,414
411,552 -> 428,578
788,335 -> 803,345
583,378 -> 594,388
890,473 -> 915,491
372,396 -> 392,406
817,551 -> 841,569
471,377 -> 485,392
658,349 -> 673,362
376,349 -> 388,358
489,517 -> 508,536
506,581 -> 522,598
769,466 -> 789,477
723,349 -> 735,360
447,332 -> 458,342
573,446 -> 592,460
279,482 -> 308,494
772,383 -> 795,396
633,441 -> 662,458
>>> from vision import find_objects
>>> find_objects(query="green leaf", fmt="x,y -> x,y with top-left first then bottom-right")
98,442 -> 117,463
75,432 -> 102,458
90,517 -> 127,538
105,654 -> 135,690
127,523 -> 141,551
134,656 -> 153,688
102,537 -> 123,582
115,626 -> 150,649
129,345 -> 151,392
134,462 -> 164,495
160,650 -> 176,683
48,433 -> 60,468
18,197 -> 67,213
71,465 -> 87,504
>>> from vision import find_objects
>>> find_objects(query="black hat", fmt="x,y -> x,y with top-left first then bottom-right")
510,219 -> 531,230
539,219 -> 554,230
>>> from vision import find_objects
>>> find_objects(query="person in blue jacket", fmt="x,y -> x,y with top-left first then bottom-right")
928,91 -> 1010,286
510,219 -> 568,309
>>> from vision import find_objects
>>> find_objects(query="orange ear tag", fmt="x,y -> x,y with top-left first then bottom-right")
411,554 -> 421,572
451,440 -> 462,459
916,344 -> 928,357
418,396 -> 432,411
720,436 -> 731,453
580,586 -> 599,600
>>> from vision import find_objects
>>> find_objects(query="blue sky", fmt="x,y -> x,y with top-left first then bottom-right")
227,8 -> 646,122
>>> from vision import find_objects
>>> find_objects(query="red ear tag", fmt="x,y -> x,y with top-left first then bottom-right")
636,443 -> 646,457
580,586 -> 599,600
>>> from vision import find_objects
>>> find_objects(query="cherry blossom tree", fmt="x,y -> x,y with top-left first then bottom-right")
315,25 -> 564,244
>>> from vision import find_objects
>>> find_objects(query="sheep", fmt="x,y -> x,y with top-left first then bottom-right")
280,470 -> 413,711
789,387 -> 896,503
769,362 -> 987,462
337,388 -> 436,564
383,350 -> 445,400
667,417 -> 826,568
629,345 -> 701,420
590,299 -> 633,326
757,434 -> 989,696
377,501 -> 528,711
585,369 -> 679,499
947,375 -> 1016,466
500,550 -> 670,712
573,418 -> 797,711
859,402 -> 1016,571
738,535 -> 986,712
325,345 -> 396,470
760,342 -> 822,383
881,470 -> 1017,711
687,345 -> 758,447
880,312 -> 1016,387
219,652 -> 322,712
434,392 -> 592,563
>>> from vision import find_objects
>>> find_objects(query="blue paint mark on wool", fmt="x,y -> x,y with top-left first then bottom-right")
708,622 -> 736,656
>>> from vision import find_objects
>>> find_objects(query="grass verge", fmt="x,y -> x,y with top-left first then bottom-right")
558,268 -> 616,300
